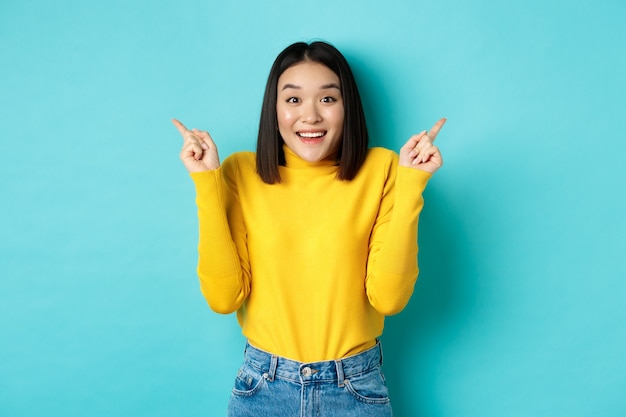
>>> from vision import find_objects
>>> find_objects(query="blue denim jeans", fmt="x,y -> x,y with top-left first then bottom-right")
227,341 -> 393,417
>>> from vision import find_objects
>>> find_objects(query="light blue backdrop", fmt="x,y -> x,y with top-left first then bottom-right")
1,0 -> 624,416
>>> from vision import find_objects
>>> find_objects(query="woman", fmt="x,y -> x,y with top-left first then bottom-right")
173,41 -> 445,417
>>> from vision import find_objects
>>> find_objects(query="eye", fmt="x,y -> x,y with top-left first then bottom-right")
286,97 -> 300,104
321,96 -> 337,103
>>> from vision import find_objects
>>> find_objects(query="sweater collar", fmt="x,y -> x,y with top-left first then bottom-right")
283,144 -> 339,169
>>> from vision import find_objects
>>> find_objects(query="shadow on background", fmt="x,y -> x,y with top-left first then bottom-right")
382,184 -> 470,417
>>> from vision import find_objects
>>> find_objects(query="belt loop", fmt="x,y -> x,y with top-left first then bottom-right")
267,354 -> 278,382
378,339 -> 384,366
335,360 -> 345,387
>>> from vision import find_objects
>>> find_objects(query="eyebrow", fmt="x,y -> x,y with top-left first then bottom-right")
281,83 -> 341,91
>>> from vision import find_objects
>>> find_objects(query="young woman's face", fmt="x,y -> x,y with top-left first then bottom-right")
276,61 -> 344,163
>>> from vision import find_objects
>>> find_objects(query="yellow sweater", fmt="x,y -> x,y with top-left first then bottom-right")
190,146 -> 431,362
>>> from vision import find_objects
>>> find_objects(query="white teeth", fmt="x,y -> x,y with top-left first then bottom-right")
298,131 -> 325,138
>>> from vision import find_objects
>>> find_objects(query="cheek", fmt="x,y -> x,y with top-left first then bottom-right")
276,106 -> 297,127
325,108 -> 344,128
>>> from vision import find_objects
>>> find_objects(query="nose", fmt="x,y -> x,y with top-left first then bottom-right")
301,101 -> 322,123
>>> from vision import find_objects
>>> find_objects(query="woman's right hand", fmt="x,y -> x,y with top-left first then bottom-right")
173,118 -> 220,172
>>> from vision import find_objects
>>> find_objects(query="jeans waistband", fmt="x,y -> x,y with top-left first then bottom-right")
242,341 -> 383,385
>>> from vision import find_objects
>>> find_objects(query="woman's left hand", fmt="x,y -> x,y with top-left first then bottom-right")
399,118 -> 446,173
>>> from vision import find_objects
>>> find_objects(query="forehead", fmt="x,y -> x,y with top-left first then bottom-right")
278,61 -> 340,88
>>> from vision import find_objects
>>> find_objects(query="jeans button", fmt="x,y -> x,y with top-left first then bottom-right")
302,366 -> 312,376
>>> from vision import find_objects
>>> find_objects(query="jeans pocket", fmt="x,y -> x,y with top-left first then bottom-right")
231,365 -> 266,397
344,369 -> 390,405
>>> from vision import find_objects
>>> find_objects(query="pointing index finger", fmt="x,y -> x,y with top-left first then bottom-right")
427,118 -> 447,142
172,118 -> 190,138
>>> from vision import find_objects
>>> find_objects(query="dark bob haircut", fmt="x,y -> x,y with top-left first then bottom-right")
256,41 -> 369,184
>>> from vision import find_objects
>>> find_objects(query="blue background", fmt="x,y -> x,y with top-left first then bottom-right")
1,0 -> 625,416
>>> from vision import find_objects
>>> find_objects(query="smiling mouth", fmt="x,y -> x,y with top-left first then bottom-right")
297,131 -> 327,139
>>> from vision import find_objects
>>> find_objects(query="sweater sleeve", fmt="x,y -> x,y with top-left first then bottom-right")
190,158 -> 251,314
365,158 -> 431,316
